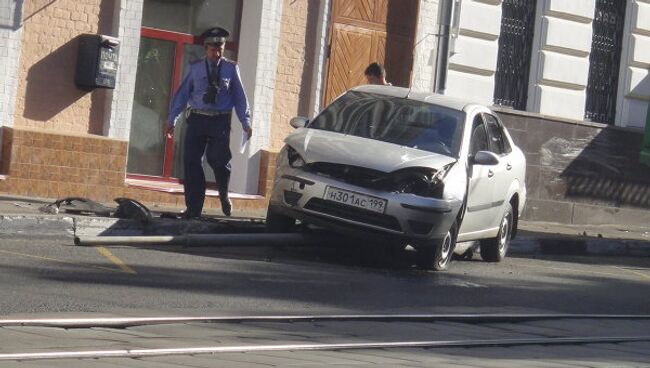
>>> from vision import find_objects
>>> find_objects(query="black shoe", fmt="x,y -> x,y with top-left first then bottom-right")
181,209 -> 201,219
215,168 -> 232,217
220,197 -> 232,217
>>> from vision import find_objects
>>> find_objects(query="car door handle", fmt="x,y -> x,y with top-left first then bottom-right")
488,170 -> 494,178
506,163 -> 512,170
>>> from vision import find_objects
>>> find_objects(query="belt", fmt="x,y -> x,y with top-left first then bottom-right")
190,109 -> 231,117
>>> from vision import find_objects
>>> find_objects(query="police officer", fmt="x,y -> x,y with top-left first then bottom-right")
165,26 -> 252,218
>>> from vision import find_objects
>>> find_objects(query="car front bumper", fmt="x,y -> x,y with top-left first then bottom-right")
269,167 -> 463,242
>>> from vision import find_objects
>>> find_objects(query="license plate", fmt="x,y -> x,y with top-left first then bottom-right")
324,187 -> 387,214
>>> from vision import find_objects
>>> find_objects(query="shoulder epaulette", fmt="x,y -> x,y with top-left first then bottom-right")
222,57 -> 237,65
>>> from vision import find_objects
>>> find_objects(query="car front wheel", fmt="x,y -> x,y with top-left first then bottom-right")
480,202 -> 513,262
265,206 -> 296,233
415,222 -> 457,271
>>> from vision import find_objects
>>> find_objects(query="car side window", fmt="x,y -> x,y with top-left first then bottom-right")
483,113 -> 511,155
470,114 -> 489,157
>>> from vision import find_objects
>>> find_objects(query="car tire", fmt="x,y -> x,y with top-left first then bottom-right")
265,207 -> 296,233
480,202 -> 513,262
415,222 -> 457,271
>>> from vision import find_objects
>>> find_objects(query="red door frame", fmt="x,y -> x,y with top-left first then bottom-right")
128,27 -> 238,182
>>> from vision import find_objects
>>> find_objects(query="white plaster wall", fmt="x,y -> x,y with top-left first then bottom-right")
410,0 -> 440,93
632,0 -> 650,34
535,84 -> 588,117
544,0 -> 594,21
538,51 -> 589,88
542,16 -> 592,56
627,66 -> 650,98
445,69 -> 495,103
617,0 -> 650,129
630,34 -> 650,65
0,0 -> 23,128
105,0 -> 144,140
528,0 -> 594,121
445,0 -> 501,105
457,0 -> 501,38
230,0 -> 283,194
450,35 -> 498,73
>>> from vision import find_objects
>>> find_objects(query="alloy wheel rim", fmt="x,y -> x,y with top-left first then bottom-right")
439,231 -> 452,266
498,215 -> 510,251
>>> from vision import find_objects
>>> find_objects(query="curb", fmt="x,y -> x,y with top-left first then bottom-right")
73,216 -> 264,237
0,214 -> 648,256
511,235 -> 650,257
0,214 -> 265,239
0,215 -> 74,238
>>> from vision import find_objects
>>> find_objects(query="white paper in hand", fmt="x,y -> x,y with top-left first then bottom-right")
239,132 -> 250,154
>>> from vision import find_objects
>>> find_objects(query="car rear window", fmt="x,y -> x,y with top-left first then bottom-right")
308,91 -> 464,157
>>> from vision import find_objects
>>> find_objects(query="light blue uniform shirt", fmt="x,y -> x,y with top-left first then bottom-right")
167,57 -> 251,130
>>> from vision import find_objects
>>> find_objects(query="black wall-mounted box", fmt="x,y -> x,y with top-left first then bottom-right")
75,34 -> 119,90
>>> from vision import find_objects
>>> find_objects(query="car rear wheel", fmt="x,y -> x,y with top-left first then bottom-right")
480,202 -> 513,262
415,222 -> 457,271
265,207 -> 296,233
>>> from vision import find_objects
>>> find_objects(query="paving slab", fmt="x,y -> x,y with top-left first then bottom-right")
142,354 -> 272,368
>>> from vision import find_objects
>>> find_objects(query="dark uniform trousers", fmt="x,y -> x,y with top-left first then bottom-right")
183,112 -> 232,216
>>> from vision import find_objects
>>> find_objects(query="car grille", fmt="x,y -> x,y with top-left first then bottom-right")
304,198 -> 401,232
306,163 -> 388,189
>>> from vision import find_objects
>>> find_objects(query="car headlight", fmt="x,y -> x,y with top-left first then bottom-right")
388,164 -> 454,198
287,146 -> 306,168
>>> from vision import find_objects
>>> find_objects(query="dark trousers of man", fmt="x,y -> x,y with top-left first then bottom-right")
183,112 -> 232,217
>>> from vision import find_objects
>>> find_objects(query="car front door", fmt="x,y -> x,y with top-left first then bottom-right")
482,112 -> 515,229
458,113 -> 499,237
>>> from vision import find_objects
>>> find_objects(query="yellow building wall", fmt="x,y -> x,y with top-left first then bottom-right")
13,0 -> 112,134
269,0 -> 321,152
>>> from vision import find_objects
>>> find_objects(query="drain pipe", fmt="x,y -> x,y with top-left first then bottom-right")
434,0 -> 457,94
74,233 -> 315,247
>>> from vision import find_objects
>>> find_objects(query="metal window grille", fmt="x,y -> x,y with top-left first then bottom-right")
493,0 -> 537,110
585,0 -> 626,124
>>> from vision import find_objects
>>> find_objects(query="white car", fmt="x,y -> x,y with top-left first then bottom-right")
266,85 -> 526,271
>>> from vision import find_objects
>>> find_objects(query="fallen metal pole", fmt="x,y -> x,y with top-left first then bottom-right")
74,233 -> 313,247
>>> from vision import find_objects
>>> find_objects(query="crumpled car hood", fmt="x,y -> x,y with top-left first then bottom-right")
285,128 -> 457,173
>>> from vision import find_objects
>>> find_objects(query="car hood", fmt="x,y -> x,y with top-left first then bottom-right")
285,128 -> 457,173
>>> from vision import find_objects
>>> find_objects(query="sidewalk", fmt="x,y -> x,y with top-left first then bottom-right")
1,194 -> 649,256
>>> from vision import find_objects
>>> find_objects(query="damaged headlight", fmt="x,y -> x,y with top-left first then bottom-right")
287,146 -> 306,168
388,163 -> 454,198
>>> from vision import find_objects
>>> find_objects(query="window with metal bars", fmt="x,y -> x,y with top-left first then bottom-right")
493,0 -> 537,110
584,0 -> 626,124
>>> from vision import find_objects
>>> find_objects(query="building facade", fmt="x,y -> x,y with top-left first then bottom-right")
0,0 -> 649,224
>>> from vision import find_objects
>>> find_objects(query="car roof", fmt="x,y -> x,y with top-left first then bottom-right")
350,85 -> 482,112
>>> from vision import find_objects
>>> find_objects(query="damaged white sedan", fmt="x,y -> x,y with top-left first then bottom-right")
266,85 -> 526,271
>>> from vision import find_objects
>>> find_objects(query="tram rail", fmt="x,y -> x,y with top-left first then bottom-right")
1,314 -> 649,361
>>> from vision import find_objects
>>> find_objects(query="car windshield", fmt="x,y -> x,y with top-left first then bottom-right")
308,91 -> 465,157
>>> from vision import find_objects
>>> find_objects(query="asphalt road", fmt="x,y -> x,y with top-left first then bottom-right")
1,234 -> 649,317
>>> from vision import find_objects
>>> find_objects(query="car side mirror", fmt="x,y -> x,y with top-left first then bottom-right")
290,116 -> 308,129
472,150 -> 500,166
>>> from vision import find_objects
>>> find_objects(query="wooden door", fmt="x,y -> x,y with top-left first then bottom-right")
324,0 -> 419,104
